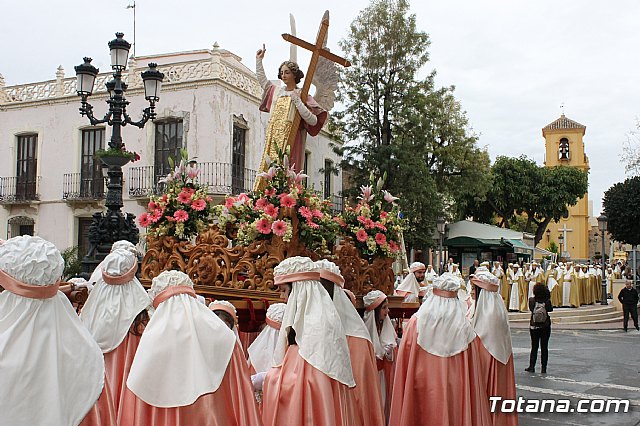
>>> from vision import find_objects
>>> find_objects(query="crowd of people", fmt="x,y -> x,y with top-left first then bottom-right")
1,236 -> 522,425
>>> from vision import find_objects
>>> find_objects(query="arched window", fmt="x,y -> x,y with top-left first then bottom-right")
8,215 -> 35,238
559,138 -> 570,160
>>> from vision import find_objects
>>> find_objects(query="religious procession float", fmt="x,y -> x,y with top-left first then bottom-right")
136,147 -> 410,333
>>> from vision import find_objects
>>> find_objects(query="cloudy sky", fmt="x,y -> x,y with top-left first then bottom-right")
2,0 -> 638,215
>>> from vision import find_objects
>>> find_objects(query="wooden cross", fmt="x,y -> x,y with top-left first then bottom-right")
281,10 -> 351,150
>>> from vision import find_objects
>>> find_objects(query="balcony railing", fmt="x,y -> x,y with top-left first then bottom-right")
0,176 -> 41,204
63,173 -> 106,201
330,194 -> 345,214
128,163 -> 257,199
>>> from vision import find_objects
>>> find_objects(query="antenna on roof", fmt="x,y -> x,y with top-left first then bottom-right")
126,1 -> 136,58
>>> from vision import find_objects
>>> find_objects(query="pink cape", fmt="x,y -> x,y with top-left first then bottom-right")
262,345 -> 358,426
476,342 -> 518,426
118,343 -> 260,426
79,376 -> 116,426
346,336 -> 385,426
105,329 -> 142,421
389,317 -> 491,426
376,348 -> 397,422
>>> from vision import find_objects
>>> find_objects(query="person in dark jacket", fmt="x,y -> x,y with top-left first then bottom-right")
525,283 -> 553,374
618,280 -> 639,332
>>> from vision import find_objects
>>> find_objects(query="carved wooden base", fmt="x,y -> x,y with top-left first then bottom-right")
141,227 -> 394,299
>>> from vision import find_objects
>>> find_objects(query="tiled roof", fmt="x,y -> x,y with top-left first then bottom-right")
543,114 -> 586,131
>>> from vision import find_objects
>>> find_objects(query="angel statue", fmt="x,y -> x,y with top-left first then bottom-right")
254,13 -> 341,191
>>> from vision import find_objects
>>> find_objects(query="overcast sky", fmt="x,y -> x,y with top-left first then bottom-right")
2,0 -> 638,215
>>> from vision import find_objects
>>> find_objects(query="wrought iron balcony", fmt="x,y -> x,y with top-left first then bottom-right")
0,176 -> 41,204
330,194 -> 345,214
62,173 -> 106,202
128,163 -> 257,199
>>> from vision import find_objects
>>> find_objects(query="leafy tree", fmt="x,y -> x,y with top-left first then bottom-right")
334,0 -> 490,248
603,176 -> 640,246
61,246 -> 82,280
467,155 -> 588,245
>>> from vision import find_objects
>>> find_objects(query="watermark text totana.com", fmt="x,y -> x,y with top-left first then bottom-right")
489,396 -> 630,414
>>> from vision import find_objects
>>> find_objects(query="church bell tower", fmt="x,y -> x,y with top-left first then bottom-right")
540,114 -> 590,260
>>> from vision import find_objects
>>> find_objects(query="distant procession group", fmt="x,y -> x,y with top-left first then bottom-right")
395,260 -> 618,312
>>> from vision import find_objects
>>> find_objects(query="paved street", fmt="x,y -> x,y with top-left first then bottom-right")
512,328 -> 640,425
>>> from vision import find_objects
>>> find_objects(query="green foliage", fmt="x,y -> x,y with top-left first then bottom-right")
603,176 -> 640,246
547,241 -> 559,255
61,246 -> 82,280
465,155 -> 588,245
335,0 -> 490,249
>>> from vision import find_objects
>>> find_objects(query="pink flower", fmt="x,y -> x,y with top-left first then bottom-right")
389,240 -> 399,252
383,190 -> 399,204
191,199 -> 206,211
148,201 -> 158,211
256,218 -> 272,234
165,215 -> 176,223
375,233 -> 387,245
356,229 -> 368,242
306,220 -> 320,229
357,215 -> 367,223
255,198 -> 268,209
237,193 -> 250,204
181,187 -> 195,196
174,210 -> 189,222
206,196 -> 213,202
177,191 -> 192,205
265,188 -> 276,197
272,220 -> 287,237
280,194 -> 296,208
138,213 -> 151,227
375,222 -> 387,231
264,204 -> 279,218
225,197 -> 236,209
312,209 -> 323,218
358,185 -> 374,202
151,209 -> 164,222
380,211 -> 388,220
299,206 -> 313,220
364,219 -> 375,229
334,217 -> 347,228
187,166 -> 200,180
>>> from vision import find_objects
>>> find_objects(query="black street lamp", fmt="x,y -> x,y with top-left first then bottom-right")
436,217 -> 446,274
597,213 -> 608,305
75,32 -> 164,272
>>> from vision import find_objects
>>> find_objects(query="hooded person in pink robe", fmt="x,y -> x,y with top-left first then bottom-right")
262,256 -> 358,426
0,235 -> 115,426
80,248 -> 151,421
120,270 -> 260,426
315,259 -> 385,426
389,272 -> 492,425
471,267 -> 518,426
363,290 -> 398,422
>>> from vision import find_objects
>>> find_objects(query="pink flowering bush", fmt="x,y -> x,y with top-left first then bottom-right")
339,176 -> 405,259
212,152 -> 339,254
138,150 -> 214,240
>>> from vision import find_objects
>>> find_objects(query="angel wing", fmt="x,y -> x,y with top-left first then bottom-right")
312,52 -> 339,112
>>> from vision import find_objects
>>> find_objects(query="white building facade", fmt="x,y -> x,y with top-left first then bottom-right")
0,43 -> 343,255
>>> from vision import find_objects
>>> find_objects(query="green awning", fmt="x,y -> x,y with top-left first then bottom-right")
502,238 -> 534,254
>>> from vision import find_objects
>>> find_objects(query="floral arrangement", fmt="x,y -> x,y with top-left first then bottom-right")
212,151 -> 339,254
339,175 -> 405,259
138,150 -> 214,240
96,145 -> 140,163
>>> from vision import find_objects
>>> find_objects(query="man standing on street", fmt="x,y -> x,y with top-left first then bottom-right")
617,281 -> 639,332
